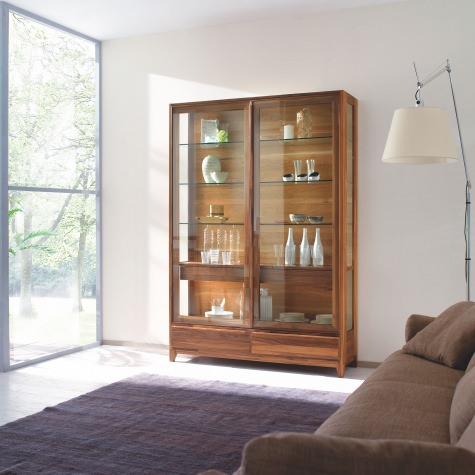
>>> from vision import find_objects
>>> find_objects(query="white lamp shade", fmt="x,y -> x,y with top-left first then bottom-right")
382,107 -> 458,164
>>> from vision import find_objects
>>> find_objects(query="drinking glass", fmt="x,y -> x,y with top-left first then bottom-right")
274,244 -> 284,266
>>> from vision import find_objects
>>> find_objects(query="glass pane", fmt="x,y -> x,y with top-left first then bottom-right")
172,107 -> 249,326
9,191 -> 97,365
6,11 -> 99,367
8,12 -> 97,190
256,100 -> 334,326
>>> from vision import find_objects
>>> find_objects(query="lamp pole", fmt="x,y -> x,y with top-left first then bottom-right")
415,60 -> 471,301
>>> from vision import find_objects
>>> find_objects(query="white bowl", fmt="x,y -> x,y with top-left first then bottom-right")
211,171 -> 229,183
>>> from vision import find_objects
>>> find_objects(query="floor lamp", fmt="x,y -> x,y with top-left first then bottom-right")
382,60 -> 471,301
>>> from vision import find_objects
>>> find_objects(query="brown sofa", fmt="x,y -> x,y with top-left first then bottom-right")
203,301 -> 475,475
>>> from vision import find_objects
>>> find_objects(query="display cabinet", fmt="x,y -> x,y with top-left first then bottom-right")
169,91 -> 357,377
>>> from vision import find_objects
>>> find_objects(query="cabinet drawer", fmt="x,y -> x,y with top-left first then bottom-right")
171,325 -> 250,356
251,332 -> 339,360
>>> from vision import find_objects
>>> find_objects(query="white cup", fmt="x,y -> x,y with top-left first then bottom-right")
284,124 -> 294,140
212,305 -> 224,314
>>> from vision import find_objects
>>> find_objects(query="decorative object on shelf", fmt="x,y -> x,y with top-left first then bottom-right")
202,154 -> 221,183
283,124 -> 294,140
201,250 -> 210,264
306,159 -> 315,176
210,204 -> 224,216
196,216 -> 229,224
230,225 -> 241,264
296,173 -> 308,182
201,119 -> 219,143
282,173 -> 294,182
285,227 -> 296,265
293,160 -> 302,179
289,213 -> 306,224
274,243 -> 284,266
217,122 -> 229,142
308,171 -> 320,182
205,298 -> 233,318
312,228 -> 324,266
209,249 -> 220,265
300,228 -> 311,266
217,226 -> 227,251
308,216 -> 323,224
382,59 -> 471,300
203,225 -> 210,251
297,108 -> 312,138
210,171 -> 229,183
260,288 -> 273,321
221,251 -> 232,265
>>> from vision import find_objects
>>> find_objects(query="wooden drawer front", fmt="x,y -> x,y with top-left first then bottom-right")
171,326 -> 249,356
251,332 -> 339,360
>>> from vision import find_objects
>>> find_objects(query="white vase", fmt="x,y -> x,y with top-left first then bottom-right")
202,155 -> 221,183
312,228 -> 324,266
300,228 -> 310,266
285,228 -> 296,266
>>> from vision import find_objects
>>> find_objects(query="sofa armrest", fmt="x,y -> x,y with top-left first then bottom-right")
405,314 -> 435,342
233,432 -> 475,475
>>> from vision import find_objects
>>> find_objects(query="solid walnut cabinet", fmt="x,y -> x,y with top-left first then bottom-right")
169,91 -> 357,377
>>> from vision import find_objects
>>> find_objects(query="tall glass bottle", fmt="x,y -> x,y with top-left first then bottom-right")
285,228 -> 296,266
300,228 -> 310,266
312,228 -> 324,266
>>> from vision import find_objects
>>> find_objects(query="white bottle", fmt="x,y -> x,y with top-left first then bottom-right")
300,228 -> 310,266
285,228 -> 296,266
312,228 -> 324,266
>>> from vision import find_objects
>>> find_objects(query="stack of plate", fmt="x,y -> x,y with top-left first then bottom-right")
310,314 -> 333,324
278,312 -> 305,322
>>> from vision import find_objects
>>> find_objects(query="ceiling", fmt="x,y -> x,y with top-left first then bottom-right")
5,0 -> 406,41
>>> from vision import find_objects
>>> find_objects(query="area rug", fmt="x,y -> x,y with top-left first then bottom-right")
0,373 -> 347,474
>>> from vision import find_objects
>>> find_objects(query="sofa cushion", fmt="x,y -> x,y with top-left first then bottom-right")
402,301 -> 475,369
364,350 -> 464,389
316,380 -> 453,443
450,367 -> 475,444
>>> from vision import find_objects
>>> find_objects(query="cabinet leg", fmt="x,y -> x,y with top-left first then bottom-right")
169,349 -> 177,362
336,364 -> 346,378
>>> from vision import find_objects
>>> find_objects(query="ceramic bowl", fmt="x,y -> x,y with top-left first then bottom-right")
308,216 -> 323,224
296,173 -> 308,182
289,213 -> 307,224
282,173 -> 294,182
211,171 -> 229,183
308,171 -> 320,182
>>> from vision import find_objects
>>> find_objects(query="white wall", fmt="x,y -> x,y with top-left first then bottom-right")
102,0 -> 475,363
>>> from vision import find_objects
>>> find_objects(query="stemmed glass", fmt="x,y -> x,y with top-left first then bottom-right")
274,244 -> 284,266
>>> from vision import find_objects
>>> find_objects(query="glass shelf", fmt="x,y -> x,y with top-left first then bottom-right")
259,135 -> 332,143
179,140 -> 245,147
179,181 -> 245,186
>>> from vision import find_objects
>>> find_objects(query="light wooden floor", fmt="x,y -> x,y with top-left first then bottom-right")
0,345 -> 373,426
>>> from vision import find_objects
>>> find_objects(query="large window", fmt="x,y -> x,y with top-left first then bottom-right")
0,4 -> 101,370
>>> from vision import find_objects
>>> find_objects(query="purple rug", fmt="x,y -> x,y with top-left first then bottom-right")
0,373 -> 347,474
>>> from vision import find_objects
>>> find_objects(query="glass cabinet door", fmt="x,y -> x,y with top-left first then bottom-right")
170,103 -> 250,327
253,96 -> 337,329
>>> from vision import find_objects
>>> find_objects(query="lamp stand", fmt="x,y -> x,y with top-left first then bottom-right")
416,60 -> 471,301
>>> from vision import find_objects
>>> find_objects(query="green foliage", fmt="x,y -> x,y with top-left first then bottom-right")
8,206 -> 54,256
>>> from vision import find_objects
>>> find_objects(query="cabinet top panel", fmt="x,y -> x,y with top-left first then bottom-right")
170,90 -> 357,110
